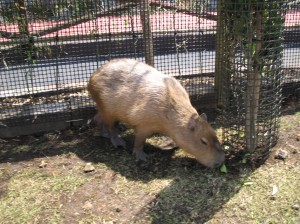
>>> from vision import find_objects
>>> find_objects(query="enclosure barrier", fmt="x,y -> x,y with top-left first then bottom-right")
0,0 -> 299,160
0,0 -> 218,137
216,0 -> 288,158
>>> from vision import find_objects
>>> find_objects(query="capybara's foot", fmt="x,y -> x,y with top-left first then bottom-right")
133,150 -> 148,162
110,134 -> 126,148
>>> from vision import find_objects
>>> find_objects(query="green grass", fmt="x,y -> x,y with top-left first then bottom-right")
207,161 -> 300,224
0,167 -> 87,224
207,111 -> 300,224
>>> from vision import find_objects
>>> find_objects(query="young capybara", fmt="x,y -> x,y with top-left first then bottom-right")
88,59 -> 225,168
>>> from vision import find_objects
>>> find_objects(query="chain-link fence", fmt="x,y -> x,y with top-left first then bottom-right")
0,1 -> 299,159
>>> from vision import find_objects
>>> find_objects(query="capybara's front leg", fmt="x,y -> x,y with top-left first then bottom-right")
133,129 -> 149,161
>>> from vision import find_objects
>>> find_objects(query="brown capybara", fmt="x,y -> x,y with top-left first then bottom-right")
88,58 -> 225,168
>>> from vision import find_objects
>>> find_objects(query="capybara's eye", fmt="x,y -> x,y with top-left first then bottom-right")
201,138 -> 208,145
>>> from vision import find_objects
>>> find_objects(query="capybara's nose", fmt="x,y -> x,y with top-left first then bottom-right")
213,152 -> 225,168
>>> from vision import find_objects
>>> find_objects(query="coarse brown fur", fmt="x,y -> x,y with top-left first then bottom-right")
88,58 -> 224,168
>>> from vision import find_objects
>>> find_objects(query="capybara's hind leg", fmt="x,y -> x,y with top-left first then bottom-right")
99,113 -> 126,149
93,113 -> 110,138
109,129 -> 126,149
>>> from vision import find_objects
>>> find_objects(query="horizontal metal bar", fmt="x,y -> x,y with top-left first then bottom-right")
0,29 -> 214,47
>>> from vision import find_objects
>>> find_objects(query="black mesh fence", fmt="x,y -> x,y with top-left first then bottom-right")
216,0 -> 292,160
0,0 -> 218,137
283,1 -> 300,97
0,0 -> 299,159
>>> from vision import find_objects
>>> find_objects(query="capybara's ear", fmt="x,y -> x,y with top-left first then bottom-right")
200,113 -> 207,121
188,116 -> 197,132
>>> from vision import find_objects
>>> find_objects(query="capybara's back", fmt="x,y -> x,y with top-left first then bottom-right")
88,59 -> 224,168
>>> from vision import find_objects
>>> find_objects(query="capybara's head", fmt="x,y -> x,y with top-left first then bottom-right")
179,113 -> 225,168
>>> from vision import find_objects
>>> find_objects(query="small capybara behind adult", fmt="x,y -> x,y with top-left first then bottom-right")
88,58 -> 224,168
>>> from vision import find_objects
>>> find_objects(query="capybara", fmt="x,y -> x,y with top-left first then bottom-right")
88,59 -> 225,168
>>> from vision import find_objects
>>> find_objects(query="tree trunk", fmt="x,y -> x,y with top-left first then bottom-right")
245,7 -> 263,152
215,0 -> 231,108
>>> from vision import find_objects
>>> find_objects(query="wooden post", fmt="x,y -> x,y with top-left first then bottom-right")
14,0 -> 35,60
214,0 -> 230,108
141,0 -> 154,66
15,0 -> 29,37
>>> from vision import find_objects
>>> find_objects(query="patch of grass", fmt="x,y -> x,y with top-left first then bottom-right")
207,161 -> 300,223
78,215 -> 104,224
146,168 -> 243,223
280,112 -> 300,130
14,145 -> 32,153
206,114 -> 300,224
0,167 -> 87,224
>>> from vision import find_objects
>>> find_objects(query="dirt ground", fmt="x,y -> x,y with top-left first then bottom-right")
0,96 -> 299,224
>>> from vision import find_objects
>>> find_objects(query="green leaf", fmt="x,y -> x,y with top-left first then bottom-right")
252,42 -> 257,52
220,164 -> 228,173
241,158 -> 247,164
124,19 -> 129,27
241,153 -> 251,164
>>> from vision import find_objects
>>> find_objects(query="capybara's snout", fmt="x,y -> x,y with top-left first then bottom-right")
212,150 -> 225,168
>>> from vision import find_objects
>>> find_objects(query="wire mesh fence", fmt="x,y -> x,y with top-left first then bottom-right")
0,0 -> 299,159
283,1 -> 300,97
216,0 -> 295,160
0,0 -> 218,135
